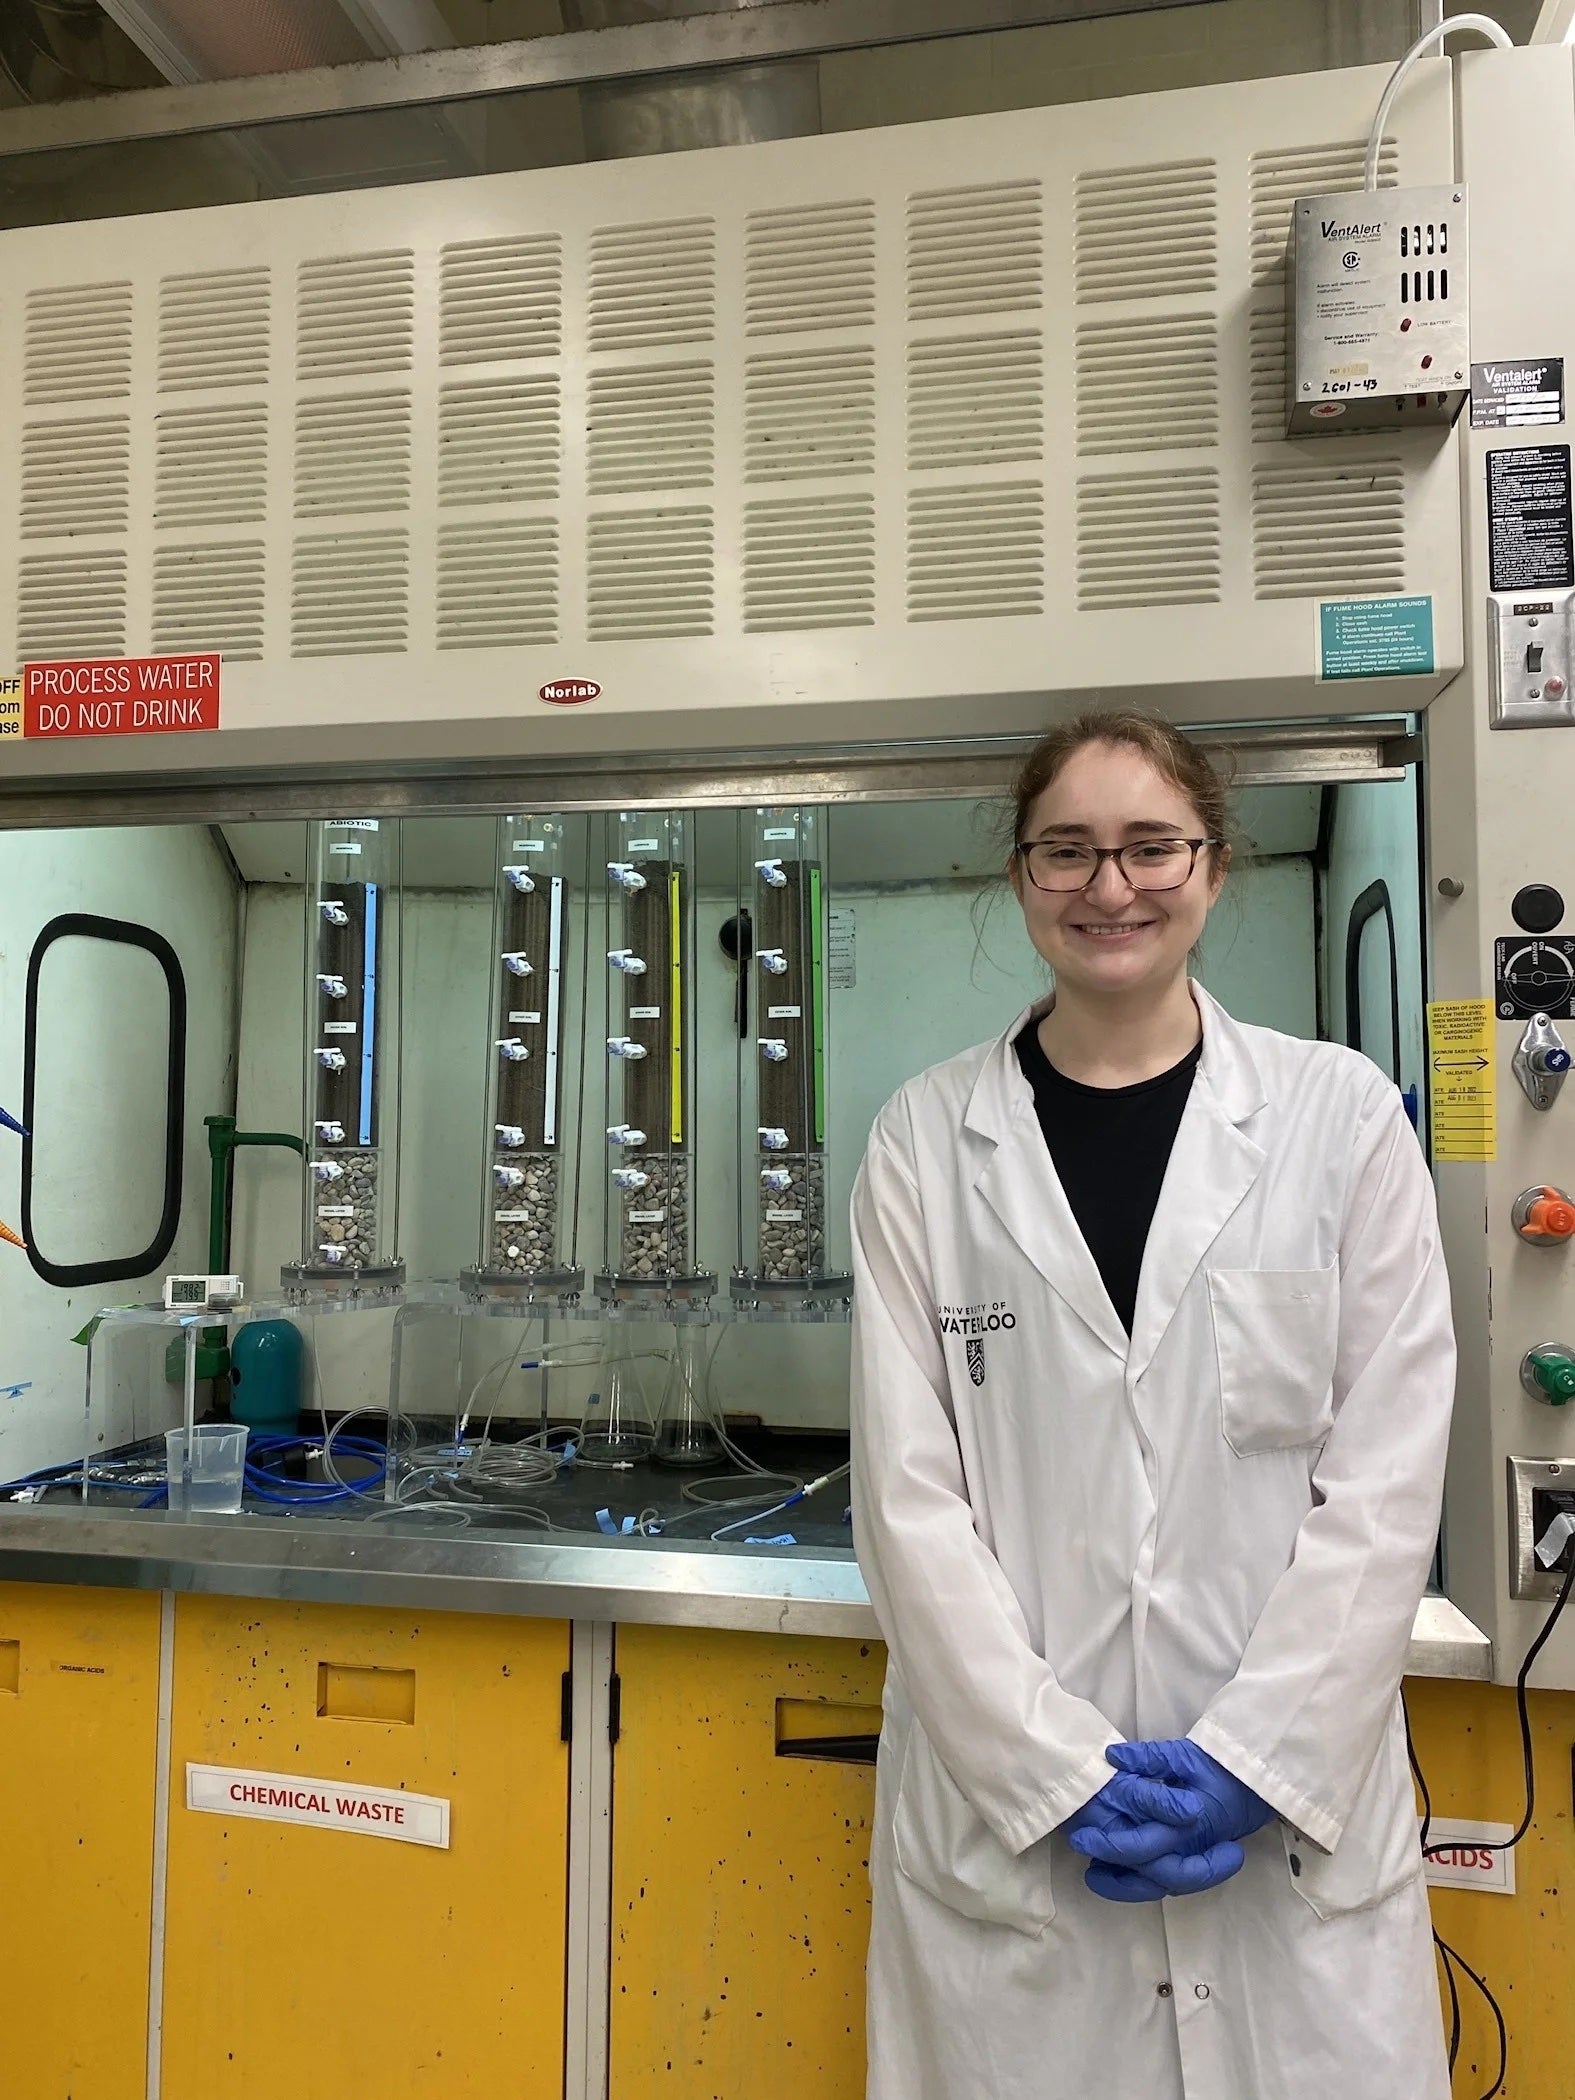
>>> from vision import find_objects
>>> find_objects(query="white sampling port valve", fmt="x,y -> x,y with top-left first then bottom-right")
495,1123 -> 526,1148
504,866 -> 536,893
320,901 -> 349,928
502,952 -> 534,978
761,1168 -> 794,1193
607,1124 -> 647,1148
608,949 -> 647,975
759,1126 -> 790,1151
760,1038 -> 789,1063
755,858 -> 788,889
607,1036 -> 648,1060
494,1165 -> 527,1191
313,1160 -> 345,1184
758,949 -> 789,976
613,1168 -> 651,1192
608,861 -> 647,893
497,1038 -> 531,1063
315,1047 -> 348,1071
318,1244 -> 348,1266
316,974 -> 348,999
315,1119 -> 346,1143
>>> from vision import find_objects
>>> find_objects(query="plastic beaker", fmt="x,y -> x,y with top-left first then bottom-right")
165,1425 -> 250,1514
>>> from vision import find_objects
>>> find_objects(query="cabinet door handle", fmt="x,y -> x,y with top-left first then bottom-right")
775,1698 -> 881,1765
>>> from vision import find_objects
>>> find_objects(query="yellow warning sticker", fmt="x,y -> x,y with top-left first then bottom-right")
0,673 -> 20,742
1427,999 -> 1497,1162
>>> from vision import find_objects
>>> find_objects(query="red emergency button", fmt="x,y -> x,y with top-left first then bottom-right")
1547,676 -> 1568,700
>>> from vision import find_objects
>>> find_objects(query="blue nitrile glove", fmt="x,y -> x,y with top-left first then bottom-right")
1080,1842 -> 1247,1904
1104,1739 -> 1276,1851
1063,1778 -> 1195,1871
1068,1739 -> 1274,1903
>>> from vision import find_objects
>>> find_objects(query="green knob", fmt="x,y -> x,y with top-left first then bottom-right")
1527,1348 -> 1575,1405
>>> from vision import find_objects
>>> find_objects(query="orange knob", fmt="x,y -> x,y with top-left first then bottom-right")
1525,1188 -> 1575,1240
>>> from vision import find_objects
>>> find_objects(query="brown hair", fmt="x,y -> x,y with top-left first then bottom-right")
1004,709 -> 1233,866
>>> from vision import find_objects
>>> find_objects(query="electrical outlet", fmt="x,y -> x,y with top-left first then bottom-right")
1509,1456 -> 1575,1598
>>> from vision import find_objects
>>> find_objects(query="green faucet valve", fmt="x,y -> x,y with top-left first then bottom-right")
1522,1344 -> 1575,1406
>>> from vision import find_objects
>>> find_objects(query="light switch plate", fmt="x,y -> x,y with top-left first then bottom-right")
1489,589 -> 1575,728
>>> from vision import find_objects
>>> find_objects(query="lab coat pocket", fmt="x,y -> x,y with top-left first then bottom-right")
1208,1265 -> 1339,1456
1284,1707 -> 1422,1920
892,1721 -> 1056,1938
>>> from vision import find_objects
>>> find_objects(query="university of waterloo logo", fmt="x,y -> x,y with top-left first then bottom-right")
966,1338 -> 986,1388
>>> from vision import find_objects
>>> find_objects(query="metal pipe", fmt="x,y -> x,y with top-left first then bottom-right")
0,0 -> 1215,159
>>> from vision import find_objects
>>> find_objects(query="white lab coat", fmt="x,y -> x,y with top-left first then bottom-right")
851,986 -> 1454,2100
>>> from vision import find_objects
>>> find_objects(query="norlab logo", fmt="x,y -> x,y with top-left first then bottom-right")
539,679 -> 601,705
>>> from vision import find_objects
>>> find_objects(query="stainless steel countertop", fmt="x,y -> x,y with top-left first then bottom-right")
0,1507 -> 1492,1676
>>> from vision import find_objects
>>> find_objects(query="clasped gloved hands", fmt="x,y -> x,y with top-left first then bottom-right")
1064,1740 -> 1275,1904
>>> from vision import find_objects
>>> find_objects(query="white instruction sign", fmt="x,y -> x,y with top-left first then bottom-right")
1421,1819 -> 1515,1894
828,907 -> 856,990
187,1764 -> 449,1849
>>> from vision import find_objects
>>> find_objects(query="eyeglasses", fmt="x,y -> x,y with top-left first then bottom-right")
1014,837 -> 1224,894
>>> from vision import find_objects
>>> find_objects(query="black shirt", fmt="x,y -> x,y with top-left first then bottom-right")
1014,1022 -> 1202,1335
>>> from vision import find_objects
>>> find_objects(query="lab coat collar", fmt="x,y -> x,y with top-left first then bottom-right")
964,983 -> 1268,1365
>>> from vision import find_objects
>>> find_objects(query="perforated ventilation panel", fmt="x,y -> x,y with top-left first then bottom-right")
0,67 -> 1460,758
746,202 -> 876,335
157,269 -> 269,393
1074,161 -> 1217,303
1252,458 -> 1406,599
155,407 -> 268,528
438,378 -> 560,506
907,181 -> 1043,321
587,364 -> 715,495
745,349 -> 875,482
21,418 -> 130,541
292,531 -> 408,657
297,252 -> 414,379
744,496 -> 875,633
24,283 -> 133,406
152,542 -> 266,661
1077,469 -> 1221,609
589,219 -> 715,352
439,236 -> 561,365
437,520 -> 557,650
587,508 -> 713,640
1075,317 -> 1218,456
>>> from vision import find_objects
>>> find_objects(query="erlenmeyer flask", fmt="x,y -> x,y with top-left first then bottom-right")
655,1322 -> 722,1469
579,1329 -> 657,1466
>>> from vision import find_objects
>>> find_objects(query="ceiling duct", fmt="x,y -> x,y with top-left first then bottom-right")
562,0 -> 822,156
93,0 -> 480,188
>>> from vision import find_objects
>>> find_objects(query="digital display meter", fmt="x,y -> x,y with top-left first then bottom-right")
162,1274 -> 244,1312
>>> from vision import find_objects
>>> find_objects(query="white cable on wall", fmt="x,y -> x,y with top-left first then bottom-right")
1365,13 -> 1516,189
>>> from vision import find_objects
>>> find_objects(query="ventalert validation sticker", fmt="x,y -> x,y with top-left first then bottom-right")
1427,999 -> 1497,1163
0,654 -> 221,741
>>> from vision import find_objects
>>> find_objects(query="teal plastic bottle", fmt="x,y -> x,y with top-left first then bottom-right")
229,1320 -> 305,1435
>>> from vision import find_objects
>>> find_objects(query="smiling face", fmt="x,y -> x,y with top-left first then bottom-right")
1011,739 -> 1228,1003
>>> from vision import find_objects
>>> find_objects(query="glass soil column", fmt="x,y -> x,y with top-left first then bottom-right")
285,818 -> 403,1298
598,811 -> 713,1310
732,806 -> 851,1315
463,815 -> 584,1306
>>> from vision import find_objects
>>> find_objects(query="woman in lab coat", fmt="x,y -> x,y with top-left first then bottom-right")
850,710 -> 1454,2100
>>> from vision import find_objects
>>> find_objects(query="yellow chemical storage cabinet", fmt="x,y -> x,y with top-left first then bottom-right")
161,1596 -> 572,2100
0,1581 -> 162,2100
609,1625 -> 883,2099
